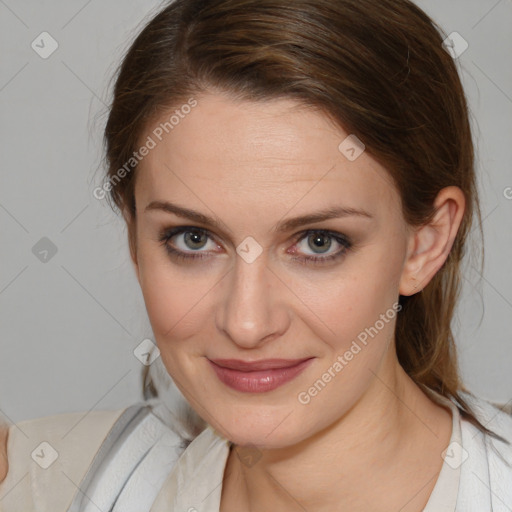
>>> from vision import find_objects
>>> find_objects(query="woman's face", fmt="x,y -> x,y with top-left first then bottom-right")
132,92 -> 413,448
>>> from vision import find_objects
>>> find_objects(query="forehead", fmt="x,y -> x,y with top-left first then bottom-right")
135,93 -> 400,222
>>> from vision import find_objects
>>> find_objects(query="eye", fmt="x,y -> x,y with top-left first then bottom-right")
290,230 -> 352,265
158,226 -> 220,261
158,226 -> 352,265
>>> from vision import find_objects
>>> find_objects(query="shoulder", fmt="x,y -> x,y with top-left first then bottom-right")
65,400 -> 194,511
0,422 -> 8,483
149,424 -> 230,510
463,393 -> 512,441
0,406 -> 128,511
457,393 -> 512,507
460,393 -> 512,467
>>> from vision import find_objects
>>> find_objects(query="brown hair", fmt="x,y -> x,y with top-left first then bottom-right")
103,0 -> 500,439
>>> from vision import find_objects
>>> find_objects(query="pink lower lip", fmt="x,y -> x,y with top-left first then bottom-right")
208,358 -> 314,393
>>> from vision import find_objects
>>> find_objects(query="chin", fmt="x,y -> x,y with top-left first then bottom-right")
208,403 -> 315,450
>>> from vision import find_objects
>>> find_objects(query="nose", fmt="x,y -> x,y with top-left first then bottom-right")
216,253 -> 290,350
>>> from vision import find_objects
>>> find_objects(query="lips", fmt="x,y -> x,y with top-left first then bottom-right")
208,357 -> 314,393
210,358 -> 312,371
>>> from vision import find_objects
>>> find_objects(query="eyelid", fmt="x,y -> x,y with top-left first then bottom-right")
160,226 -> 222,250
288,229 -> 352,261
293,229 -> 351,245
160,225 -> 350,246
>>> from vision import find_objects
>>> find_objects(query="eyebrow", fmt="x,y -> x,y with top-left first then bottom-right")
144,200 -> 373,234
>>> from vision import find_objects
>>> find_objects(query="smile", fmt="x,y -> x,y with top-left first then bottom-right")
207,358 -> 315,393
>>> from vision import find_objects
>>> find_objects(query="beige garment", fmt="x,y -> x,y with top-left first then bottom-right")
0,408 -> 127,511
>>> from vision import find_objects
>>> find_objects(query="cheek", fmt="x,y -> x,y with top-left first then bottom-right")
136,245 -> 216,344
292,273 -> 401,435
137,253 -> 214,396
298,279 -> 398,378
294,247 -> 403,353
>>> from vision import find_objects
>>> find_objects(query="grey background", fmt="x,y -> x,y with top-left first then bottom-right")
0,0 -> 511,425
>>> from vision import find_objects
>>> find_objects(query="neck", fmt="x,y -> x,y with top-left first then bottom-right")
222,356 -> 452,512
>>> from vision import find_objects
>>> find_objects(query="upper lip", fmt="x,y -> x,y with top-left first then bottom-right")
209,358 -> 313,371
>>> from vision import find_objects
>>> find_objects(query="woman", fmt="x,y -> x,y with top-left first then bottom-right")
1,0 -> 511,510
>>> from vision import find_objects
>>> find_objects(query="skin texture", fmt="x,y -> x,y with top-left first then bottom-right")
130,92 -> 465,511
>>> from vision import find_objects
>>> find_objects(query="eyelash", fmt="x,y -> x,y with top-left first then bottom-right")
158,227 -> 352,266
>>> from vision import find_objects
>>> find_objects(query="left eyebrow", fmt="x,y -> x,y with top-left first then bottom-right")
273,205 -> 373,233
144,200 -> 373,234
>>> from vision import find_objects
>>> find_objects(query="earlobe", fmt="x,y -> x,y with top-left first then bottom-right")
399,186 -> 465,296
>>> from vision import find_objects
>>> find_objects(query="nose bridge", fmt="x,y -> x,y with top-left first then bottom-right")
217,253 -> 287,348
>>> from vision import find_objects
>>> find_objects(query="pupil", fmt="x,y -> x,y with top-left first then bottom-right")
185,231 -> 206,249
310,233 -> 331,253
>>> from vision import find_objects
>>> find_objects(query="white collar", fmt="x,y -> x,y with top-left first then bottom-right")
423,396 -> 462,511
150,424 -> 230,511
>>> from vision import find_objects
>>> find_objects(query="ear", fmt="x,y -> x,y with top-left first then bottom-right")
399,186 -> 465,296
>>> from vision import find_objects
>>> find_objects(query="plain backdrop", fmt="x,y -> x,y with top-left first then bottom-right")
0,0 -> 511,424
